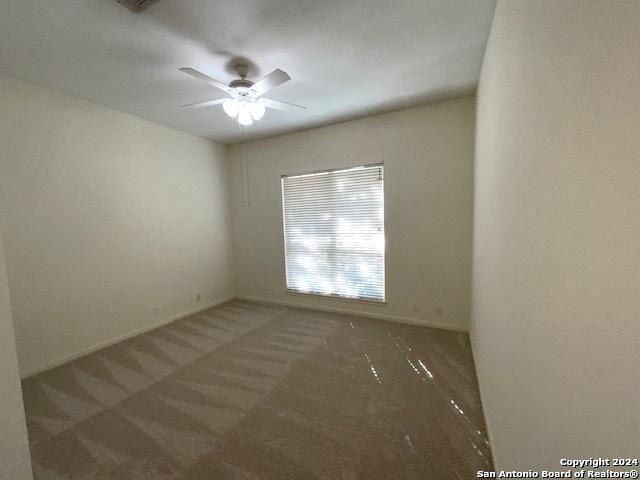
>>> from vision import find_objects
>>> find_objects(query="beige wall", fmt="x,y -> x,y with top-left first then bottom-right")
0,230 -> 33,479
471,0 -> 640,469
0,75 -> 235,377
230,97 -> 475,330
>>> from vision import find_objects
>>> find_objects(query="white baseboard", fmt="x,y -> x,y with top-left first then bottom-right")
235,295 -> 468,332
21,294 -> 466,379
20,296 -> 234,379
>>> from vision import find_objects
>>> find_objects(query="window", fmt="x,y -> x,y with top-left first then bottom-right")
281,164 -> 385,302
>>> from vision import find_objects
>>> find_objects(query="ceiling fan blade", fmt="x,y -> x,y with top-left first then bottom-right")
262,98 -> 307,113
252,69 -> 291,96
179,68 -> 230,93
181,98 -> 225,109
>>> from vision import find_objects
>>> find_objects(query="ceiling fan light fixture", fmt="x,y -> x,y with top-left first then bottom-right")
223,97 -> 262,125
223,98 -> 240,118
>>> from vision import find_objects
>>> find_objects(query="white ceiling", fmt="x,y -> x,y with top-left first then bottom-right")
0,0 -> 495,144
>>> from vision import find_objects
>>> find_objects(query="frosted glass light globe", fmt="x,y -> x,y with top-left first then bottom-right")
249,100 -> 266,120
237,105 -> 253,126
222,98 -> 240,118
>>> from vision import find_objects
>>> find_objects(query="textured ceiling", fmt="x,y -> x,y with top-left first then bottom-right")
0,0 -> 495,144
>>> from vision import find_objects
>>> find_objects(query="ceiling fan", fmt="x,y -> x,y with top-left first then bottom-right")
179,64 -> 306,126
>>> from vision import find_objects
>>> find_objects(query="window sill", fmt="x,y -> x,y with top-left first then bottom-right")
283,289 -> 387,306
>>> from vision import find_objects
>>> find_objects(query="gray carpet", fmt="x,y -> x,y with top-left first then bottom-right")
21,300 -> 492,479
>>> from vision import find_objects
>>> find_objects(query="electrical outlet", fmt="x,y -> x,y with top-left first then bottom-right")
195,294 -> 202,302
152,307 -> 159,316
411,302 -> 420,313
435,306 -> 444,316
270,286 -> 276,294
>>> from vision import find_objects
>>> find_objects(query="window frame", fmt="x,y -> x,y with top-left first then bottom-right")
280,163 -> 387,304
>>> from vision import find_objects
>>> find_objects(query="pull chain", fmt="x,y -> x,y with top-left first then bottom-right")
240,124 -> 251,206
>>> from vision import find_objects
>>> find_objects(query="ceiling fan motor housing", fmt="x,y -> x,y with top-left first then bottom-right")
229,78 -> 255,95
116,0 -> 157,12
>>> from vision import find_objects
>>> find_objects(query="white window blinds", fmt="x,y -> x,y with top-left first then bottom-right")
281,164 -> 385,302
